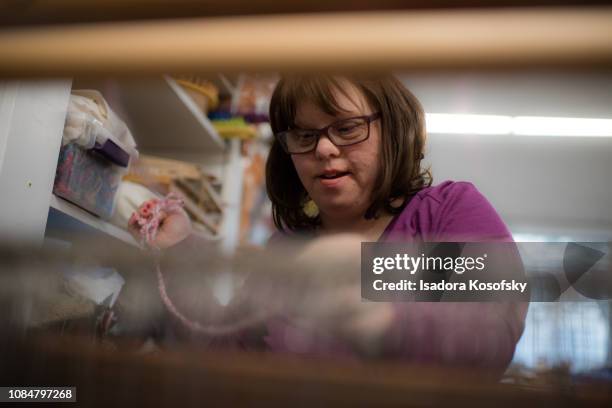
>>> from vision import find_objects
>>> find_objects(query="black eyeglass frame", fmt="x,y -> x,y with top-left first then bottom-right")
275,112 -> 381,154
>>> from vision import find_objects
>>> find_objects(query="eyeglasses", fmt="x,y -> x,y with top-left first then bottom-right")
275,112 -> 381,154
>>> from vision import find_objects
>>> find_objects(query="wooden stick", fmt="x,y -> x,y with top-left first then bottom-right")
0,8 -> 611,76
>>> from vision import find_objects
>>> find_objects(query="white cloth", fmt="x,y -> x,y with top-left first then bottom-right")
110,180 -> 160,229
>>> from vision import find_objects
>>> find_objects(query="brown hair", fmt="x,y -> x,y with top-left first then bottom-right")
266,74 -> 431,232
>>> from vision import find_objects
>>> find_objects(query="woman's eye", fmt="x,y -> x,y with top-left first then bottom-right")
334,121 -> 361,135
295,132 -> 317,145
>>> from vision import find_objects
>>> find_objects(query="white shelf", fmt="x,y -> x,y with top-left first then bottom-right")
48,195 -> 140,248
211,74 -> 237,97
118,76 -> 226,155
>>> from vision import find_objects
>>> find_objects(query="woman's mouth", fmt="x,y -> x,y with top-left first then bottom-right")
317,171 -> 351,187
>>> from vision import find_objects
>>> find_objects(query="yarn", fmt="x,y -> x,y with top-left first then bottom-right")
130,194 -> 265,336
128,193 -> 184,249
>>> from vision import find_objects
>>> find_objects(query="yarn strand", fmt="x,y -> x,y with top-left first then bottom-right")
130,193 -> 266,336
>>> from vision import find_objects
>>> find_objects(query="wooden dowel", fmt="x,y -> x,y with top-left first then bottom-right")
0,8 -> 611,77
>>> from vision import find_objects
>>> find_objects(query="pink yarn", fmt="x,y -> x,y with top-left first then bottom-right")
128,193 -> 184,249
131,193 -> 264,336
155,263 -> 264,336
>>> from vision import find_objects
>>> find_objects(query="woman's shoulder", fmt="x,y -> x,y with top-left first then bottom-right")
413,180 -> 480,204
387,180 -> 512,242
402,180 -> 488,221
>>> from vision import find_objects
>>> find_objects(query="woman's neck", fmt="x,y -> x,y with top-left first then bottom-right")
319,212 -> 395,241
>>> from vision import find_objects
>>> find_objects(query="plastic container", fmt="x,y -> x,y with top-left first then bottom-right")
53,117 -> 139,219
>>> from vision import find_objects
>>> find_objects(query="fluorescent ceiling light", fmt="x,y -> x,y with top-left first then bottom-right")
425,113 -> 512,135
425,113 -> 612,137
513,116 -> 612,137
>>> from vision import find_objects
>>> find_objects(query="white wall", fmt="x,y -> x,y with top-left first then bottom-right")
401,71 -> 612,240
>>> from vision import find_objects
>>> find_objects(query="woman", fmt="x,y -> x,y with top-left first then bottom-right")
130,74 -> 527,373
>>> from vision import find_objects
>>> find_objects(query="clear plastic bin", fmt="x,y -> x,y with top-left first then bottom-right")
53,118 -> 138,219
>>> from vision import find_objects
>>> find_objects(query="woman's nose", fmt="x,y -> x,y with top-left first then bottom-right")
314,135 -> 340,159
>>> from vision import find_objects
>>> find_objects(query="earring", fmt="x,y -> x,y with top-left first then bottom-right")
303,198 -> 319,218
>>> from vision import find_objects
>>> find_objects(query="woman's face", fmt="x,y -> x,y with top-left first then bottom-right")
291,83 -> 382,221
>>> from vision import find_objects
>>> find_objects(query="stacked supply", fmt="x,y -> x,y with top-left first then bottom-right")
211,117 -> 258,140
175,76 -> 219,115
124,154 -> 223,237
54,90 -> 139,219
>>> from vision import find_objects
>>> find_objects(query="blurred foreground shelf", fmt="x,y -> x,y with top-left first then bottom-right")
3,333 -> 611,407
48,195 -> 140,248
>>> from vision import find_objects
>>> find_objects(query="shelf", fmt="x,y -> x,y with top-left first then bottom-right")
48,195 -> 140,248
117,76 -> 226,155
211,74 -> 238,97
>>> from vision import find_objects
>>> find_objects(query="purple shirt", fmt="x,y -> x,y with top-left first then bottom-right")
264,181 -> 526,371
380,180 -> 514,243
